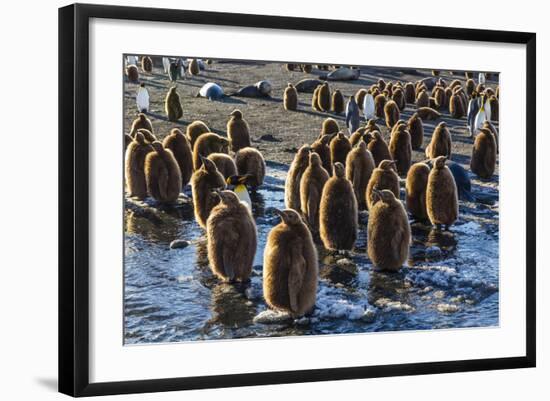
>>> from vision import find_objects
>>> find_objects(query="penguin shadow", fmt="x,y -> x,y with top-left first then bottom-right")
145,112 -> 192,126
138,79 -> 167,90
295,108 -> 345,120
448,153 -> 470,166
250,191 -> 266,217
219,97 -> 246,105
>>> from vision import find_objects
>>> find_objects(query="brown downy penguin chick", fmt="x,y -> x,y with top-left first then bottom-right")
319,162 -> 358,251
311,134 -> 333,175
407,112 -> 424,150
366,159 -> 400,210
300,152 -> 330,232
285,145 -> 311,211
367,189 -> 411,272
312,85 -> 321,111
384,100 -> 400,128
416,90 -> 430,108
235,147 -> 266,188
355,88 -> 368,107
286,63 -> 295,72
283,83 -> 298,111
489,95 -> 499,122
432,86 -> 446,109
125,132 -> 154,199
162,128 -> 193,188
425,122 -> 452,159
188,58 -> 200,75
470,128 -> 497,179
129,113 -> 153,137
263,209 -> 318,317
349,127 -> 367,148
367,131 -> 392,167
404,82 -> 416,104
374,93 -> 387,118
416,107 -> 441,121
186,120 -> 210,148
302,64 -> 313,73
345,141 -> 375,209
330,132 -> 352,167
405,162 -> 430,221
449,91 -> 466,118
317,82 -> 331,112
389,125 -> 412,176
227,110 -> 251,153
207,153 -> 237,180
193,133 -> 230,170
466,78 -> 475,96
320,117 -> 339,137
428,97 -> 438,109
144,141 -> 182,203
165,86 -> 183,122
141,56 -> 153,73
331,89 -> 345,113
449,79 -> 462,89
482,120 -> 499,152
126,64 -> 139,83
364,119 -> 381,135
392,88 -> 406,111
377,79 -> 387,91
426,156 -> 458,228
135,128 -> 157,144
191,157 -> 227,228
206,190 -> 257,282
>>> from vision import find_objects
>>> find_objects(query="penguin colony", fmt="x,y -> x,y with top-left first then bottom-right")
124,56 -> 499,317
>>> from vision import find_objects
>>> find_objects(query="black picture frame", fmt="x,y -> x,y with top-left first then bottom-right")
58,3 -> 536,397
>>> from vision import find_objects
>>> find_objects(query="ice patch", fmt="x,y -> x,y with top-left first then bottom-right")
454,221 -> 481,235
437,303 -> 459,313
253,309 -> 292,324
374,298 -> 414,312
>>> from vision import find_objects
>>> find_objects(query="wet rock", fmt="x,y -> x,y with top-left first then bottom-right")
425,246 -> 443,259
170,239 -> 190,249
253,309 -> 293,324
374,298 -> 414,312
436,303 -> 459,313
433,290 -> 446,299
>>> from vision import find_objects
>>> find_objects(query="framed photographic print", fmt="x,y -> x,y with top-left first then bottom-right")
58,3 -> 536,397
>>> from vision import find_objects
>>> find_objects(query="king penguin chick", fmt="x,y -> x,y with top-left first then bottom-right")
207,190 -> 257,282
470,127 -> 497,179
144,141 -> 182,203
126,64 -> 139,83
234,147 -> 266,189
366,159 -> 399,210
367,189 -> 411,272
227,109 -> 251,152
407,112 -> 424,150
426,156 -> 458,228
136,83 -> 149,113
125,132 -> 154,199
317,82 -> 331,111
207,153 -> 237,180
162,128 -> 193,188
345,96 -> 360,135
319,162 -> 358,251
345,141 -> 375,209
193,133 -> 230,170
165,86 -> 183,122
367,131 -> 392,167
141,56 -> 153,73
331,89 -> 345,114
330,132 -> 352,166
285,145 -> 311,211
189,58 -> 200,75
389,124 -> 412,176
300,152 -> 330,232
191,157 -> 227,228
283,83 -> 298,111
263,209 -> 318,317
425,122 -> 452,159
311,134 -> 334,175
186,120 -> 211,148
129,113 -> 153,137
320,117 -> 340,137
405,162 -> 430,221
226,175 -> 253,211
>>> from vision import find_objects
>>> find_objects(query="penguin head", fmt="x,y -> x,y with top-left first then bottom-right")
308,152 -> 322,166
230,109 -> 243,119
333,162 -> 345,177
372,188 -> 397,204
212,189 -> 240,206
151,141 -> 164,153
372,130 -> 383,141
170,128 -> 185,139
433,156 -> 447,169
217,136 -> 230,153
138,113 -> 147,122
134,132 -> 146,145
379,159 -> 396,170
319,134 -> 333,145
226,174 -> 253,186
297,145 -> 311,158
355,140 -> 367,150
200,156 -> 218,173
274,208 -> 302,226
336,131 -> 346,140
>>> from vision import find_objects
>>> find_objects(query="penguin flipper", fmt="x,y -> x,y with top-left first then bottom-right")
288,243 -> 306,313
221,228 -> 239,280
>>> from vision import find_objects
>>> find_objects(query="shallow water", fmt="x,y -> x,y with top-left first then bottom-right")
124,163 -> 499,344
